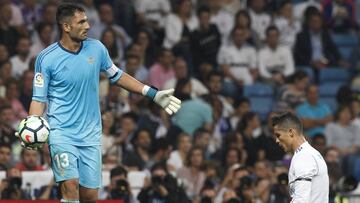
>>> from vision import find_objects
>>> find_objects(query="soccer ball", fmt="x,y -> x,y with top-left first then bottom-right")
17,116 -> 50,148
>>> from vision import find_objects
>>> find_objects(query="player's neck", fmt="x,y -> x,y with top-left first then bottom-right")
59,36 -> 82,53
292,136 -> 306,154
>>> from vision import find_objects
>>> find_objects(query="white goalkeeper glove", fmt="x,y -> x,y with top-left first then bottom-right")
143,86 -> 181,115
15,132 -> 40,150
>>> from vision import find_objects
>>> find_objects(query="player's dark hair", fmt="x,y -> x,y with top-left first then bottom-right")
271,112 -> 303,134
56,3 -> 85,27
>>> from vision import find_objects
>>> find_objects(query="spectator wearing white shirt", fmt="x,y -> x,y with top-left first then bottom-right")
167,133 -> 192,173
248,0 -> 272,41
234,10 -> 262,48
163,0 -> 198,49
208,0 -> 234,43
258,26 -> 295,86
274,1 -> 301,49
88,3 -> 132,60
217,26 -> 258,99
164,57 -> 208,98
10,37 -> 32,78
272,112 -> 329,203
135,0 -> 171,29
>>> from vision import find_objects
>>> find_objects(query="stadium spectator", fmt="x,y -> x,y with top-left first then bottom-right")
177,146 -> 206,200
101,112 -> 116,156
323,0 -> 354,33
31,3 -> 58,45
138,163 -> 191,203
19,0 -> 42,33
5,79 -> 27,121
217,26 -> 258,98
123,54 -> 148,83
19,70 -> 34,112
276,70 -> 309,111
234,10 -> 261,48
311,133 -> 327,155
0,143 -> 11,170
88,3 -> 131,60
258,25 -> 295,86
208,0 -> 234,43
134,29 -> 157,68
116,112 -> 139,152
102,165 -> 137,202
164,57 -> 208,98
237,112 -> 263,166
296,84 -> 333,138
134,0 -> 171,34
171,78 -> 213,135
0,104 -> 17,146
81,0 -> 100,27
2,0 -> 24,27
325,105 -> 360,155
30,22 -> 53,58
167,133 -> 192,172
148,48 -> 175,89
100,27 -> 122,65
294,10 -> 348,71
193,127 -> 215,159
0,167 -> 31,199
0,44 -> 9,64
190,5 -> 221,72
248,0 -> 271,41
206,71 -> 234,118
15,148 -> 44,171
274,1 -> 301,48
163,0 -> 198,50
10,37 -> 32,78
0,3 -> 20,56
122,128 -> 152,171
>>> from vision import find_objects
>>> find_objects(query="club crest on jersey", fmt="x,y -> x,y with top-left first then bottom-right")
34,73 -> 44,87
87,57 -> 95,64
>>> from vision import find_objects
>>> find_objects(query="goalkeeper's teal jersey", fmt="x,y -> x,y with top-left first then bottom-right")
32,38 -> 123,146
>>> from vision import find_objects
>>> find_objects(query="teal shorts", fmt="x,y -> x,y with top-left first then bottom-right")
49,144 -> 102,189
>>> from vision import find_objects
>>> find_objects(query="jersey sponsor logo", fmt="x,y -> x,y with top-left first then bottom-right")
87,56 -> 95,64
34,73 -> 44,87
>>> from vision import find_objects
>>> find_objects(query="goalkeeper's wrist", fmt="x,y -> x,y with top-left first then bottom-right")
142,85 -> 158,100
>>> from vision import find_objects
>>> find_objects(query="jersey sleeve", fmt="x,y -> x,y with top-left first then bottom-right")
32,55 -> 50,103
99,41 -> 123,84
290,154 -> 318,203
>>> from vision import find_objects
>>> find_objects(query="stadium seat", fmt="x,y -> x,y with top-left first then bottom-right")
339,47 -> 353,60
318,82 -> 344,97
243,83 -> 273,97
297,66 -> 315,83
331,33 -> 358,47
249,97 -> 273,121
319,97 -> 337,113
319,68 -> 350,84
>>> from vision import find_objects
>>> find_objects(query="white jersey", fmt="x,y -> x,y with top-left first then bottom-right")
289,141 -> 329,203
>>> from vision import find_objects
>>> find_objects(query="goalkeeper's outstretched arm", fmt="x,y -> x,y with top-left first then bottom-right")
116,72 -> 181,115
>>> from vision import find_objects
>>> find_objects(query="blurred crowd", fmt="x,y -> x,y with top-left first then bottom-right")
0,0 -> 360,202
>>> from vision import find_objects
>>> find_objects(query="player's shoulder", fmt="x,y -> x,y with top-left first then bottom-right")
83,38 -> 105,48
36,42 -> 60,61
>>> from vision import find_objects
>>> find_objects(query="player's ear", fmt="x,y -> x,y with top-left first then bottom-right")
288,128 -> 295,138
63,22 -> 71,32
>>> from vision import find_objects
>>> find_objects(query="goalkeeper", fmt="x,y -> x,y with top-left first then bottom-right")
17,3 -> 181,203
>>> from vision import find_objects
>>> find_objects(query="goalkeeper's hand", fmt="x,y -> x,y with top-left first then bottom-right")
143,86 -> 181,115
153,89 -> 181,115
15,132 -> 41,150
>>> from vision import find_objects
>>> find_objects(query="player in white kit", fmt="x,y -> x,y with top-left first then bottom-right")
272,112 -> 329,203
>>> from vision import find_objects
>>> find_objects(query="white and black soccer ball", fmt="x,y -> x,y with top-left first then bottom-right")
17,116 -> 50,148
